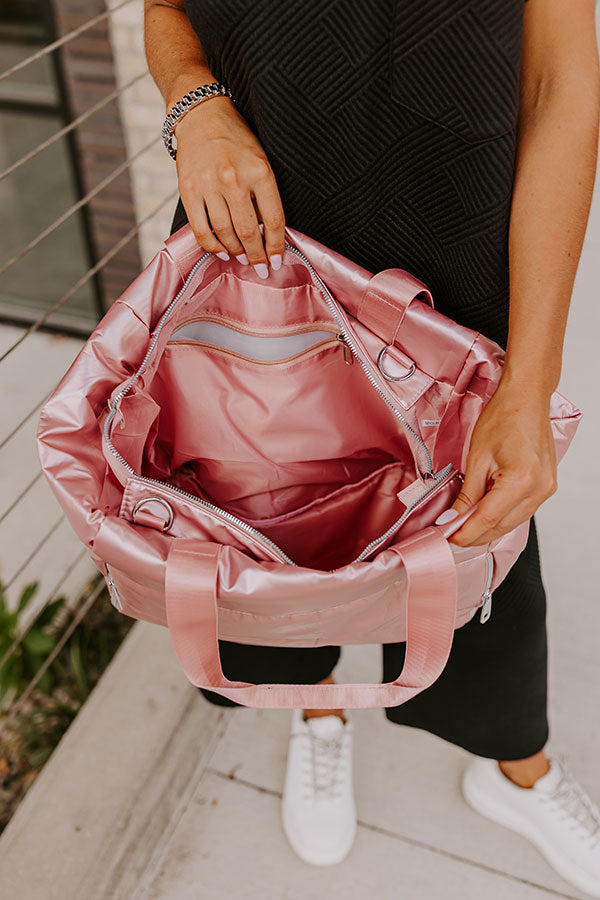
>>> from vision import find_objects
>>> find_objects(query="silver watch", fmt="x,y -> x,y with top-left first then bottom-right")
162,82 -> 235,160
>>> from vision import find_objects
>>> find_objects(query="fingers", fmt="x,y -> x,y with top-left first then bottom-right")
186,165 -> 286,277
174,102 -> 285,273
449,452 -> 491,519
449,477 -> 525,546
201,191 -> 246,260
183,197 -> 231,258
227,188 -> 273,276
456,495 -> 534,546
449,469 -> 557,546
251,174 -> 286,271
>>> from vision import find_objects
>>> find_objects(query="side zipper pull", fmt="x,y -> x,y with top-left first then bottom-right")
336,333 -> 353,365
479,550 -> 494,624
479,591 -> 492,624
105,565 -> 123,611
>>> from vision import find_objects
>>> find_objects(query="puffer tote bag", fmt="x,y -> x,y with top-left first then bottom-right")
37,223 -> 581,709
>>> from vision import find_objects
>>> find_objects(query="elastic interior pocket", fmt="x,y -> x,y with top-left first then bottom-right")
239,461 -> 413,570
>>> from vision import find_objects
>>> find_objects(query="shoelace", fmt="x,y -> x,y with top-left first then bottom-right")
544,756 -> 600,846
301,726 -> 348,802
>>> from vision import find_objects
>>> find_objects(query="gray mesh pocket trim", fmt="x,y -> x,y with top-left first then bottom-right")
168,321 -> 336,361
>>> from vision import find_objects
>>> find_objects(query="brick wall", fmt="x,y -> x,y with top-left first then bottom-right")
106,0 -> 178,266
52,0 -> 142,306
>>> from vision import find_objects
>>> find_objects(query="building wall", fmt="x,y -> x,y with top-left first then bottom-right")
106,0 -> 178,266
52,0 -> 142,305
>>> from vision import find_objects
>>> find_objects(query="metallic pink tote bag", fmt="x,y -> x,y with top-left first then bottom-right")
37,223 -> 581,708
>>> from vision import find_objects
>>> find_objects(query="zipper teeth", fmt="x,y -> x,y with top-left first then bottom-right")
104,242 -> 440,570
352,463 -> 454,562
284,244 -> 433,475
104,436 -> 297,565
108,253 -> 213,410
103,252 -> 297,565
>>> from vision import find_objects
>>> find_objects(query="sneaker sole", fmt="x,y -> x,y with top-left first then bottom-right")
462,767 -> 600,898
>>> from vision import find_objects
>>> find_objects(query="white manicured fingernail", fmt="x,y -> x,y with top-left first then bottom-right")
270,253 -> 282,271
235,253 -> 249,265
254,263 -> 269,279
435,509 -> 460,525
216,251 -> 230,260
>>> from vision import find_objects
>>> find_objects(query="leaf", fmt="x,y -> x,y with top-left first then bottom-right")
23,630 -> 55,656
37,671 -> 53,694
0,611 -> 19,636
68,639 -> 89,701
17,582 -> 39,613
36,598 -> 65,628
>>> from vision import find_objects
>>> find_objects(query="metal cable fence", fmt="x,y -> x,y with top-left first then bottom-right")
0,1 -> 175,728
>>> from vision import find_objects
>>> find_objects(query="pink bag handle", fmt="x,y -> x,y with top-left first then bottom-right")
357,268 -> 434,348
164,524 -> 458,709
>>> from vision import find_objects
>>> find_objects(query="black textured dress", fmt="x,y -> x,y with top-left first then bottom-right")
169,0 -> 548,760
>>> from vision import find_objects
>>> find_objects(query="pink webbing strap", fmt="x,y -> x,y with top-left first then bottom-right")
357,268 -> 434,348
164,526 -> 458,709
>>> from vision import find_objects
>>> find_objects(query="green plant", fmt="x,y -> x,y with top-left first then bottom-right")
0,576 -> 134,831
0,581 -> 66,708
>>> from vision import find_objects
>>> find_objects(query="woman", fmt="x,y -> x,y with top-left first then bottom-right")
144,1 -> 600,892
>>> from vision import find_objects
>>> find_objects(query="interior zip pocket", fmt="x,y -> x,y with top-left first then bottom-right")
167,318 -> 352,365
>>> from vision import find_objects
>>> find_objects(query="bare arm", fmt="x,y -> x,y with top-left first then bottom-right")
450,0 -> 600,546
143,0 -> 286,275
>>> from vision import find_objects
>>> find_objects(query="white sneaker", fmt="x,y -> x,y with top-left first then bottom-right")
462,754 -> 600,897
281,707 -> 357,866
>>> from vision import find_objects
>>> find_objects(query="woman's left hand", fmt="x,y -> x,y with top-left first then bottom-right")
447,379 -> 558,547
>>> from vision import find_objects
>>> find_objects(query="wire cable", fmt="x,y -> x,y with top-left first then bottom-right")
0,0 -> 136,84
0,189 -> 178,363
0,70 -> 149,185
0,134 -> 160,279
0,547 -> 89,673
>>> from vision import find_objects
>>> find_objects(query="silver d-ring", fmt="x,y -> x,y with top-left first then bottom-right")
132,496 -> 174,532
377,346 -> 416,382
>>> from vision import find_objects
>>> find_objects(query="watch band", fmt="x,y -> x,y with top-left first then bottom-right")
162,82 -> 235,160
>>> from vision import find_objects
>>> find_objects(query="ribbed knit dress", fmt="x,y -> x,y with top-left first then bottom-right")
170,0 -> 548,760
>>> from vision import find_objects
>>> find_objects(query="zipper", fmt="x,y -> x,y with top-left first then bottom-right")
336,333 -> 353,365
167,315 -> 352,365
169,313 -> 342,339
103,243 -> 441,570
479,551 -> 494,623
168,334 -> 346,367
284,244 -> 433,476
105,563 -> 123,611
352,463 -> 455,562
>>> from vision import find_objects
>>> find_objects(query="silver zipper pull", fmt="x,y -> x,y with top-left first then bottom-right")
106,566 -> 123,611
479,591 -> 492,623
336,333 -> 353,365
479,551 -> 494,623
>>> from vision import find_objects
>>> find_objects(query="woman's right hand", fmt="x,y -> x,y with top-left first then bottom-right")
172,95 -> 286,278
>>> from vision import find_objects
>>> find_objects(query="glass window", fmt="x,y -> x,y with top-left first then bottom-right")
0,0 -> 99,331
